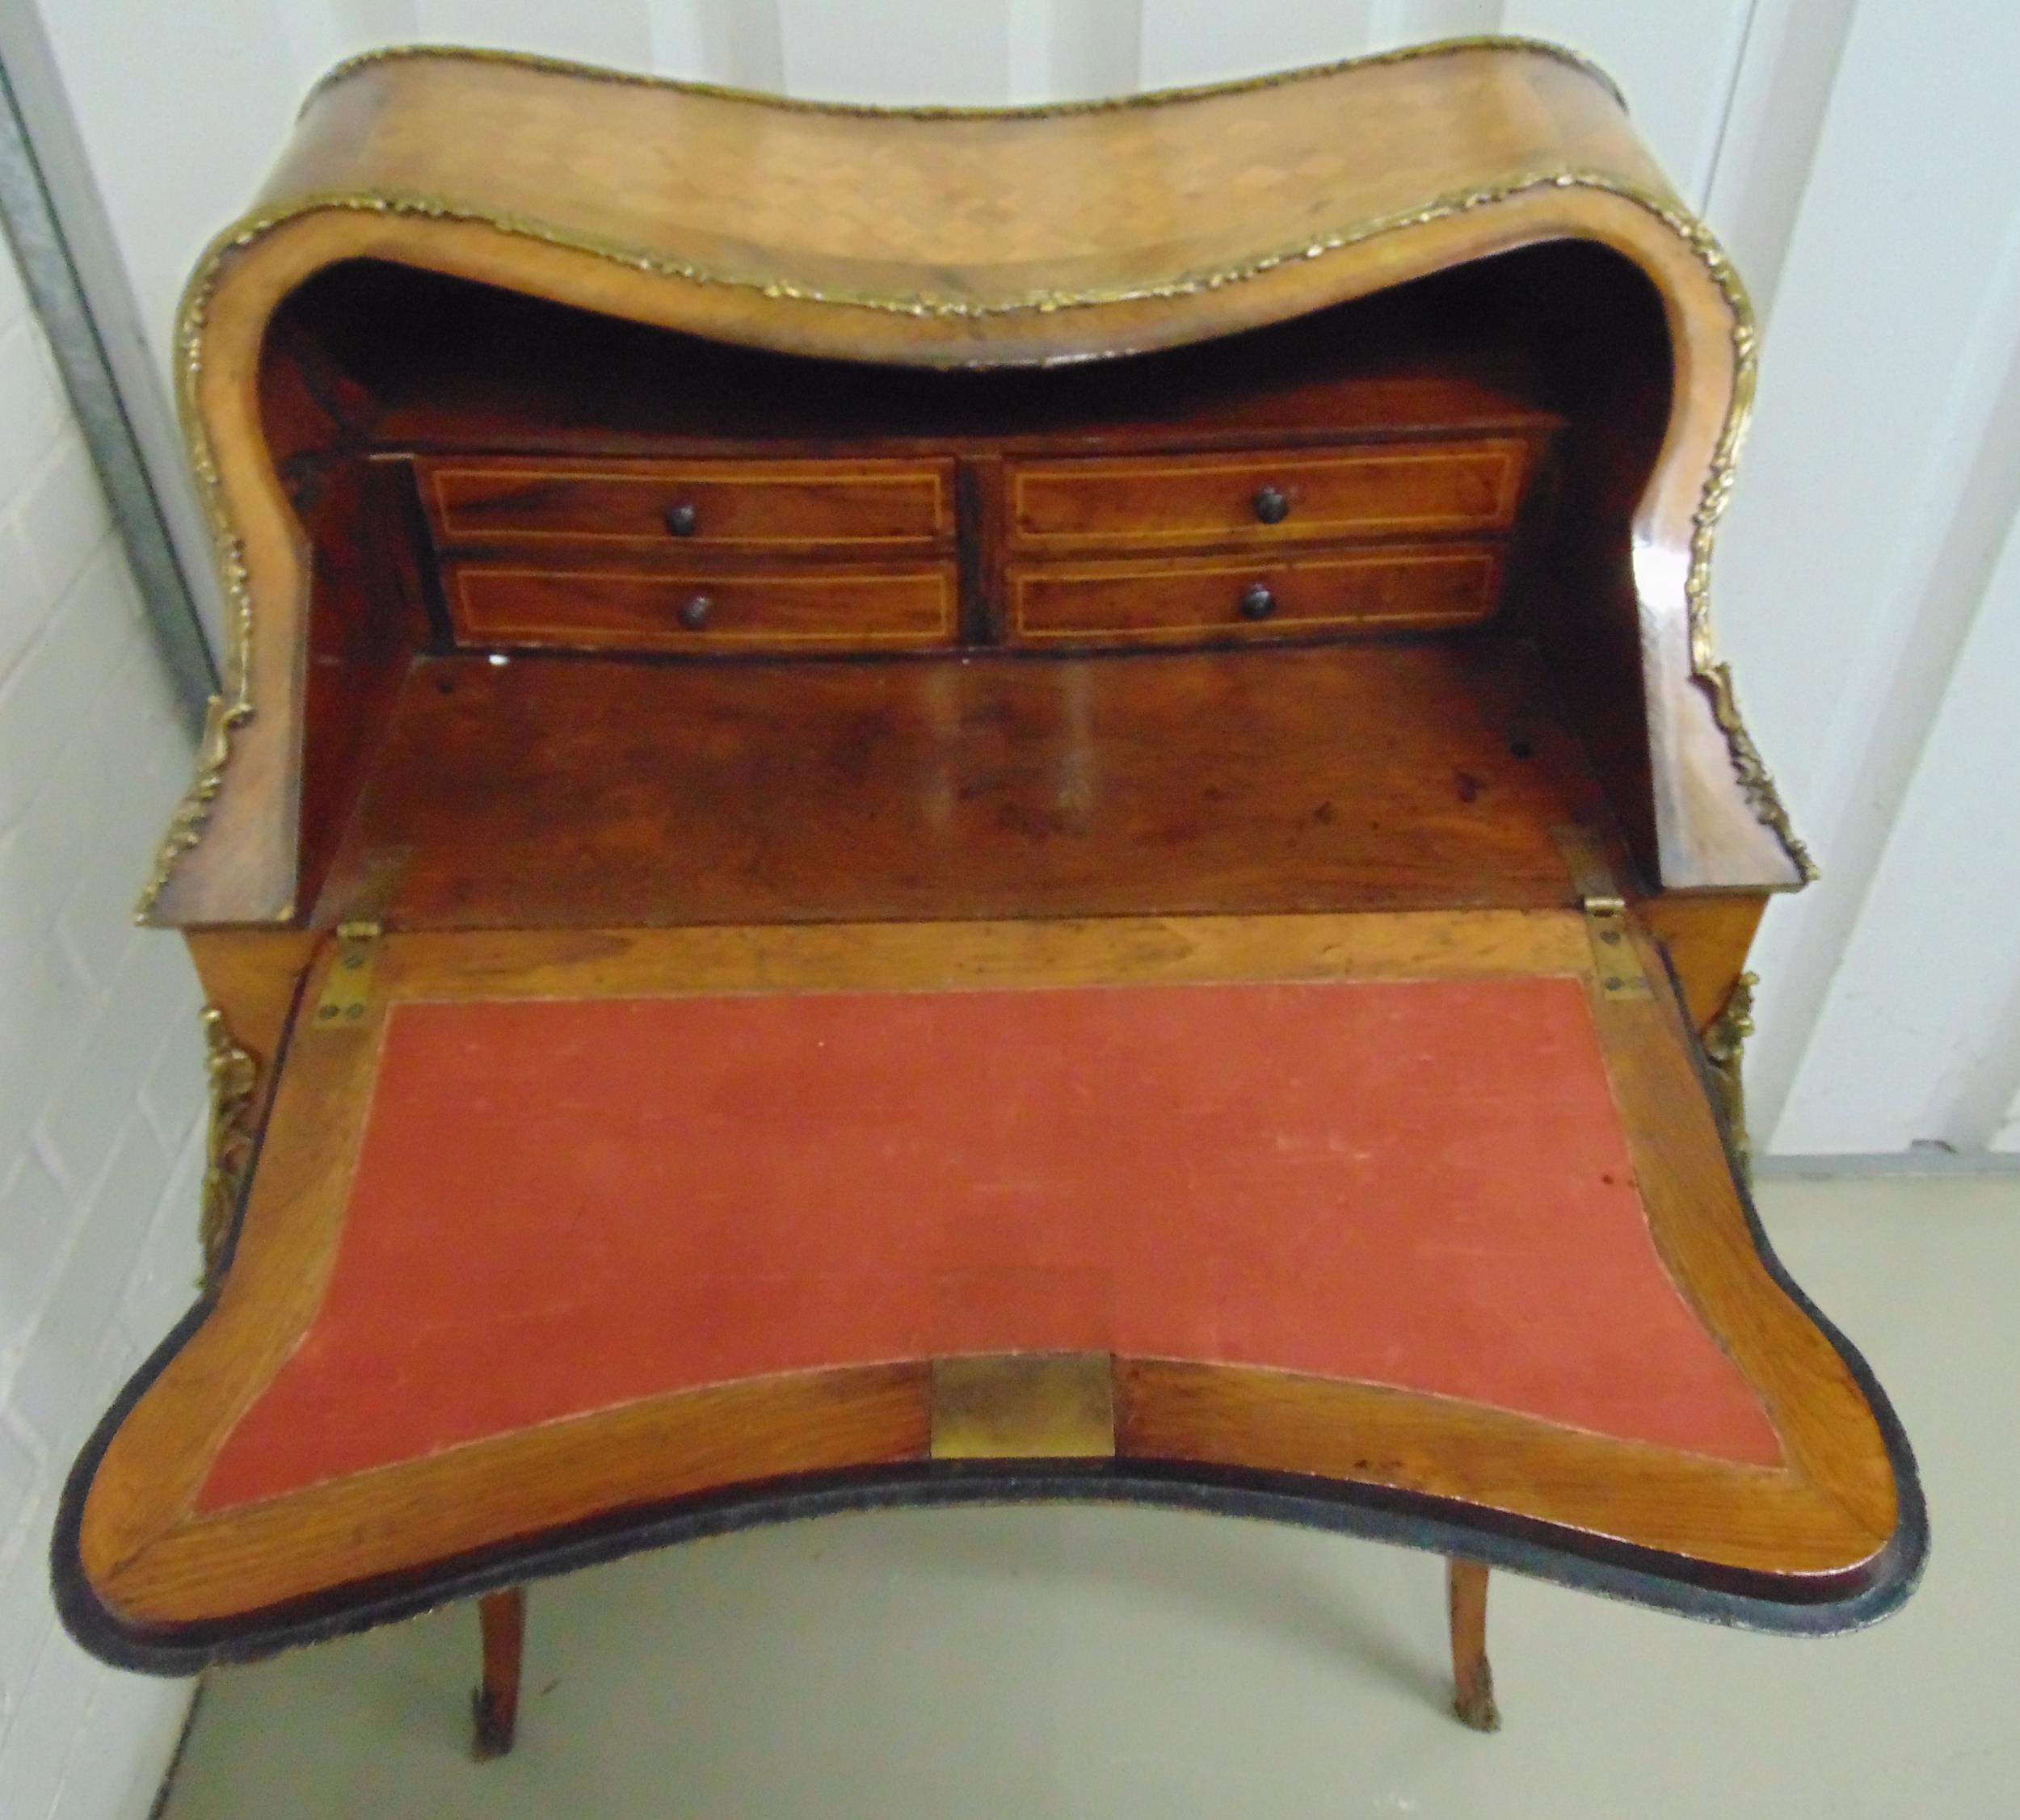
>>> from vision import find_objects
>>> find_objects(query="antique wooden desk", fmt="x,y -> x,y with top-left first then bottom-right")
57,39 -> 1921,1750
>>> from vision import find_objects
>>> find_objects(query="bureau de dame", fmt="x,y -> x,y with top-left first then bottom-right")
56,38 -> 1921,1737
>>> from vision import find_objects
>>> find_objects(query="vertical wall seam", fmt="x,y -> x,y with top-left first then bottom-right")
1696,0 -> 1762,213
0,54 -> 213,730
1756,210 -> 2020,1149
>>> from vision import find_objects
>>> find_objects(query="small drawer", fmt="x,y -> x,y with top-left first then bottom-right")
1009,546 -> 1501,648
448,564 -> 957,654
422,457 -> 954,550
1007,439 -> 1529,550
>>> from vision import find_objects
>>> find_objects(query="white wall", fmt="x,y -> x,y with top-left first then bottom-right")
1714,0 -> 2020,1154
0,217 -> 204,1814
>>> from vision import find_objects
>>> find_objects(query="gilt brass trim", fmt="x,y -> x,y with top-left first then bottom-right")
1703,971 -> 1759,1171
302,36 -> 1630,121
136,58 -> 1811,917
930,1354 -> 1117,1460
199,1007 -> 257,1288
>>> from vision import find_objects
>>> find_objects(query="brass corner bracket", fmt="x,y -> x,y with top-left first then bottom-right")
200,1007 -> 259,1287
1702,972 -> 1758,1171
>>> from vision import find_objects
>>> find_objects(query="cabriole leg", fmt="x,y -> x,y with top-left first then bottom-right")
1447,1557 -> 1501,1732
471,1587 -> 526,1759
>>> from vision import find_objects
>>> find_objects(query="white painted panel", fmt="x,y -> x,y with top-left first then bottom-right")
1699,0 -> 1854,327
35,0 -> 306,397
1950,975 -> 2020,1156
415,0 -> 653,69
1138,0 -> 1374,90
646,1 -> 785,88
1997,1088 -> 2020,1154
1006,0 -> 1050,99
1368,0 -> 1504,49
274,0 -> 419,81
1712,0 -> 2020,1152
1029,0 -> 1143,102
1500,0 -> 1756,206
777,0 -> 1011,103
1774,494 -> 2020,1152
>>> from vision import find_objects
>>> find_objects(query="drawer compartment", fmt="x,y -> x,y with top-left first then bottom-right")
449,564 -> 957,653
1008,440 -> 1529,549
423,457 -> 953,549
1009,547 -> 1501,647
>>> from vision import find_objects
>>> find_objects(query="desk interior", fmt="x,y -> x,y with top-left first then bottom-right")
314,637 -> 1618,928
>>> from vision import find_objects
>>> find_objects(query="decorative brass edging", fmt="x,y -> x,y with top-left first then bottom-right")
1660,206 -> 1818,883
200,1007 -> 258,1288
135,60 -> 1811,916
134,232 -> 255,919
1702,972 -> 1758,1172
303,35 -> 1628,121
931,1354 -> 1117,1460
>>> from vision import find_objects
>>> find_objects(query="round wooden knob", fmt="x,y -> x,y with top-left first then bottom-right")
1239,582 -> 1277,621
1252,484 -> 1290,525
664,501 -> 699,536
679,594 -> 713,629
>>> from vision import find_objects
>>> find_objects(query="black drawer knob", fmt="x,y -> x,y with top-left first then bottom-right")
679,594 -> 713,629
1239,582 -> 1277,621
1252,484 -> 1290,525
664,501 -> 699,536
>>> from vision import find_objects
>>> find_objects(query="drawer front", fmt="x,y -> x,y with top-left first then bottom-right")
423,457 -> 954,550
1009,547 -> 1501,648
449,564 -> 957,653
1007,439 -> 1529,549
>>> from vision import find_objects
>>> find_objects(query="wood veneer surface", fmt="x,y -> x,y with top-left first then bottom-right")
196,972 -> 1780,1511
154,41 -> 1808,925
316,641 -> 1608,927
274,45 -> 1659,337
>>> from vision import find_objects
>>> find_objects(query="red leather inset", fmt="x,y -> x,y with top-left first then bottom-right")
198,975 -> 1781,1509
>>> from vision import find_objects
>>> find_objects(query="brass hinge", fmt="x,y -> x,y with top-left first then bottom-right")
310,918 -> 383,1028
1580,893 -> 1652,1000
307,846 -> 408,1032
1552,826 -> 1653,1001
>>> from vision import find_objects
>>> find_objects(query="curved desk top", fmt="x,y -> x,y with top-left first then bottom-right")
142,38 -> 1808,926
59,910 -> 1920,1665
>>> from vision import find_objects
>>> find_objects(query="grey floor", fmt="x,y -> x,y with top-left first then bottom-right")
159,1174 -> 2017,1818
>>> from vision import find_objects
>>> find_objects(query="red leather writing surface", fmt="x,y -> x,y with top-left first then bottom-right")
198,976 -> 1780,1509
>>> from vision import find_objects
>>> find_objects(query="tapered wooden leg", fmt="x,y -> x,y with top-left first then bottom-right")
1447,1558 -> 1501,1732
471,1587 -> 525,1759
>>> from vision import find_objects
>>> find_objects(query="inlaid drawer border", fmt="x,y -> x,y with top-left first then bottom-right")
423,458 -> 953,549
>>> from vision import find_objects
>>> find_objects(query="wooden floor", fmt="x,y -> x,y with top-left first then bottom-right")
156,1172 -> 2009,1819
